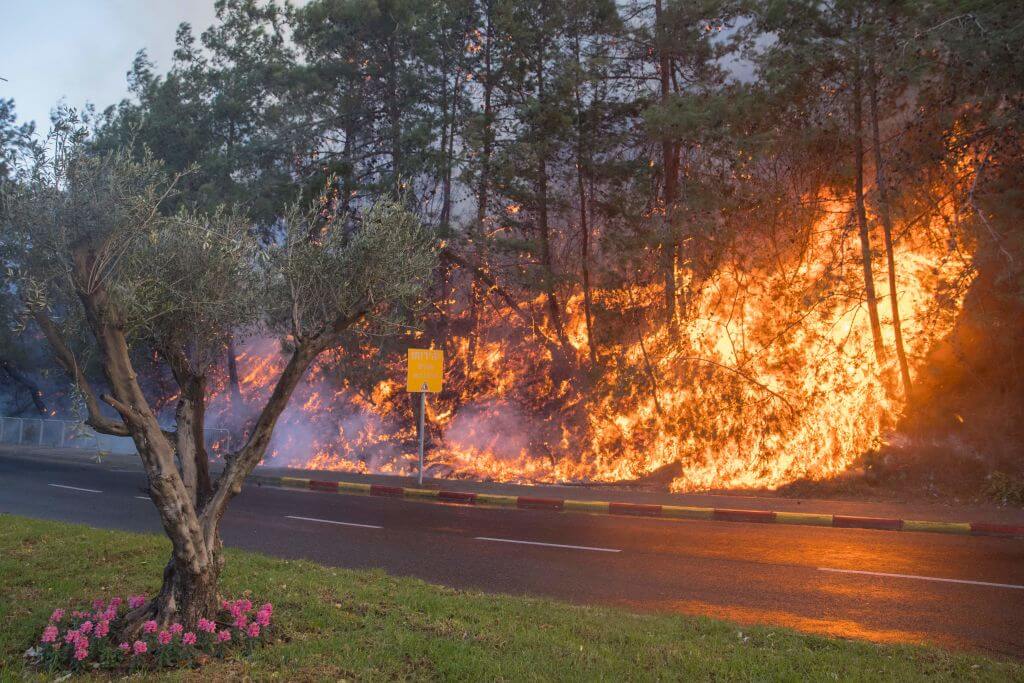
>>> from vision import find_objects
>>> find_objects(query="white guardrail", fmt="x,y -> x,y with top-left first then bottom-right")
0,416 -> 229,455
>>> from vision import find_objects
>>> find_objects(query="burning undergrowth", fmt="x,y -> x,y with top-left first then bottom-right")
199,188 -> 974,493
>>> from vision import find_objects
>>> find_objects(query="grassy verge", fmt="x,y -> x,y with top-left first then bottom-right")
0,514 -> 1019,681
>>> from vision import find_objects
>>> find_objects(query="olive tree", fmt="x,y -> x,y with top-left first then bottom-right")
2,147 -> 436,633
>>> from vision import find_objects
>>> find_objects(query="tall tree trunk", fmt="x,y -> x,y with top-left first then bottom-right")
852,53 -> 887,367
341,113 -> 355,215
467,5 -> 494,374
868,52 -> 912,397
534,46 -> 570,352
439,50 -> 453,230
573,35 -> 597,367
386,30 -> 402,195
477,2 -> 494,227
655,0 -> 678,331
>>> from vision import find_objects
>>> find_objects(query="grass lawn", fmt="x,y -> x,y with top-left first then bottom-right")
0,514 -> 1020,681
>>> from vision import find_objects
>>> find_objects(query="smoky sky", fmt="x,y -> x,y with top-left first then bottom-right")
0,1 -> 219,130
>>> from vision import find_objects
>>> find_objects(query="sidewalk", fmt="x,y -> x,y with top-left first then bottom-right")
4,442 -> 1023,527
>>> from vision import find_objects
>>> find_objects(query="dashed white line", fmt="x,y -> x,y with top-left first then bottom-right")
284,515 -> 382,530
135,496 -> 150,500
48,483 -> 101,493
475,536 -> 621,553
818,567 -> 1024,590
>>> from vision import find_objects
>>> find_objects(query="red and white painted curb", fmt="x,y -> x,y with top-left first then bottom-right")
252,475 -> 1024,539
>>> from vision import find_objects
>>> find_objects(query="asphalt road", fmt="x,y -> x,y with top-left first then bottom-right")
2,453 -> 1023,658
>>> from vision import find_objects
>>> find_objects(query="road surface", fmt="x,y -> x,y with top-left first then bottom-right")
2,452 -> 1022,658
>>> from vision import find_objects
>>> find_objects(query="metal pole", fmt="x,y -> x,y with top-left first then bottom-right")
417,388 -> 426,486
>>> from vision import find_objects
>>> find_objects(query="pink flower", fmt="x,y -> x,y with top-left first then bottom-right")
216,629 -> 231,643
158,630 -> 172,645
92,598 -> 105,611
118,642 -> 130,653
238,599 -> 253,613
246,622 -> 260,638
49,609 -> 64,623
74,646 -> 89,661
132,640 -> 147,655
103,607 -> 117,621
197,617 -> 216,633
128,595 -> 147,609
95,620 -> 110,638
234,614 -> 248,629
75,635 -> 89,650
79,620 -> 93,634
256,610 -> 271,627
41,626 -> 58,643
109,597 -> 123,608
258,603 -> 273,616
64,629 -> 80,644
169,622 -> 184,634
220,599 -> 230,610
142,620 -> 158,634
183,632 -> 197,645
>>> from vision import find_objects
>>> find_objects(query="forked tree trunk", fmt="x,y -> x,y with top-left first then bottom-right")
121,538 -> 223,637
48,250 -> 342,638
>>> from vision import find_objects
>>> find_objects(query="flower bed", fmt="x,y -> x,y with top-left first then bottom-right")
27,595 -> 273,673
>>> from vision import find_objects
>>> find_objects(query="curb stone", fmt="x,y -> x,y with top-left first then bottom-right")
251,475 -> 1024,539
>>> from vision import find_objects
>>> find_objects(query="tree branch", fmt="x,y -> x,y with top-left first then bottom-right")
31,309 -> 130,436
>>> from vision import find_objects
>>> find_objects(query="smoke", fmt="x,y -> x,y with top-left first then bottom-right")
442,401 -> 532,462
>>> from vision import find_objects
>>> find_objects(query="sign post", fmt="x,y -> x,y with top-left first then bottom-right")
406,348 -> 443,486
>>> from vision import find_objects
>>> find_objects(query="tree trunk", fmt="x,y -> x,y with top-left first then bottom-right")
40,252 -> 359,638
478,2 -> 494,227
226,335 -> 243,413
868,52 -> 912,397
467,1 -> 495,374
573,34 -> 597,367
122,539 -> 223,636
534,44 -> 570,353
387,30 -> 402,195
852,53 -> 887,367
655,0 -> 678,331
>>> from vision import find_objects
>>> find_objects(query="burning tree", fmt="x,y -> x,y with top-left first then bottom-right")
2,145 -> 436,632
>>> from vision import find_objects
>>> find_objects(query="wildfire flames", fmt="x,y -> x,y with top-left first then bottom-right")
205,190 -> 972,492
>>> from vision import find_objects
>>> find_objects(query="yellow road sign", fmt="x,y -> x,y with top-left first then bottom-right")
407,348 -> 443,393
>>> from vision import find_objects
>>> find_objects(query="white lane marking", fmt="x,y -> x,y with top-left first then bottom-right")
48,483 -> 101,493
475,536 -> 621,553
818,567 -> 1024,590
135,496 -> 150,500
285,515 -> 382,530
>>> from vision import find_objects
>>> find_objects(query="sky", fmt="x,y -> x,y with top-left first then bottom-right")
0,1 -> 220,131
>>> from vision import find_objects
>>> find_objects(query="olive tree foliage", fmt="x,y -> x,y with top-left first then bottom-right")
1,145 -> 436,631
